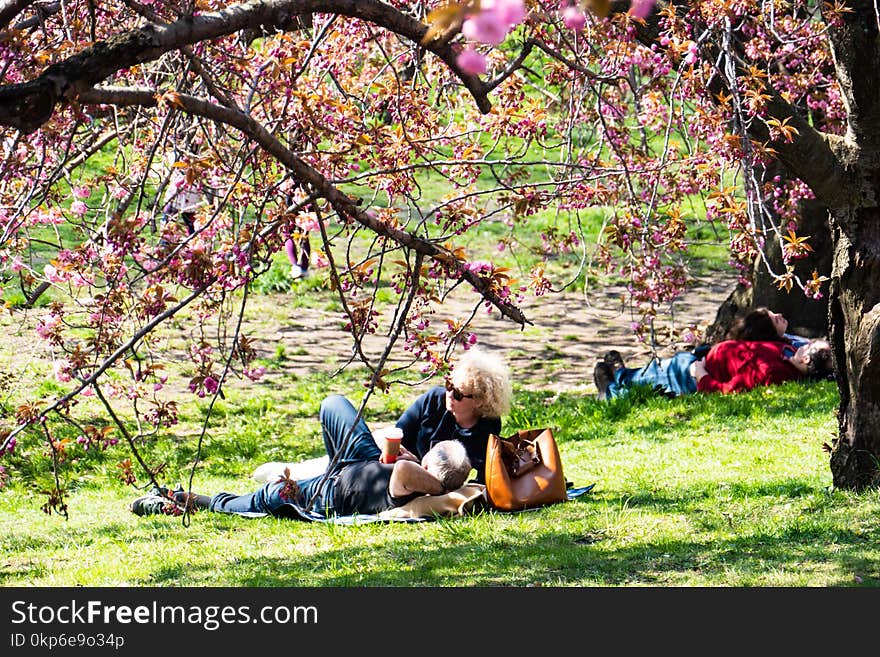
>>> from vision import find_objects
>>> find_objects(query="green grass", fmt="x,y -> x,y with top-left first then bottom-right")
3,376 -> 877,587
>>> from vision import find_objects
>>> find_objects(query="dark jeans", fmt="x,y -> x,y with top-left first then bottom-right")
607,351 -> 699,398
210,395 -> 381,517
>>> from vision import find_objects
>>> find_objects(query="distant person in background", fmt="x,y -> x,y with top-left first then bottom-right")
161,162 -> 209,237
285,231 -> 311,279
281,189 -> 313,280
594,337 -> 833,400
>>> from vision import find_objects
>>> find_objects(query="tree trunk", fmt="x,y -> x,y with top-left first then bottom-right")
750,197 -> 832,337
828,209 -> 880,490
705,196 -> 832,343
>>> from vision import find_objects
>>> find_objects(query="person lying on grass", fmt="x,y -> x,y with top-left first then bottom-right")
130,438 -> 472,519
593,337 -> 834,400
724,306 -> 811,347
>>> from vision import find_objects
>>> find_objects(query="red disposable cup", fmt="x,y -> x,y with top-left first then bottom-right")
381,435 -> 401,463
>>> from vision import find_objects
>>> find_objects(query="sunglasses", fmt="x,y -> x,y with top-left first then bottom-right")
445,379 -> 474,401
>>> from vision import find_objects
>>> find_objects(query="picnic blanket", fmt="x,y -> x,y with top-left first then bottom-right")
232,480 -> 596,525
249,457 -> 593,524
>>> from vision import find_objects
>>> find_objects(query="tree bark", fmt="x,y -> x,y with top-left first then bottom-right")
749,197 -> 831,338
828,209 -> 880,490
821,0 -> 880,489
705,194 -> 832,343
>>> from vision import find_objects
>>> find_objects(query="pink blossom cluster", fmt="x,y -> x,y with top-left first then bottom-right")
35,312 -> 64,344
143,399 -> 179,428
243,366 -> 266,382
457,0 -> 527,75
561,4 -> 586,31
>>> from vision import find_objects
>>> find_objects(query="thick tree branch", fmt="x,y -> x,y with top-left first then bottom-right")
756,88 -> 854,208
0,0 -> 490,134
76,85 -> 529,326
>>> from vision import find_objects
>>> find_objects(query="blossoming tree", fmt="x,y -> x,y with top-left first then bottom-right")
0,0 -> 878,511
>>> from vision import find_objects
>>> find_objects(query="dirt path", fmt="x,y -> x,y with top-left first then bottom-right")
0,271 -> 736,400
252,271 -> 737,393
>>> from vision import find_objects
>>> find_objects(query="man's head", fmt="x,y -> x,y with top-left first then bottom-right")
789,338 -> 834,380
421,440 -> 472,491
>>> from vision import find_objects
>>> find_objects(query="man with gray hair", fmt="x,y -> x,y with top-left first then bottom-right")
131,436 -> 472,519
413,439 -> 472,493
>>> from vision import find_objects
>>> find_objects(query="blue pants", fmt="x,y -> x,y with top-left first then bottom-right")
606,351 -> 699,399
210,395 -> 381,516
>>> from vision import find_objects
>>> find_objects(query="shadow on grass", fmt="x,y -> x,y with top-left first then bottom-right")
617,479 -> 823,509
2,488 -> 875,587
122,517 -> 876,588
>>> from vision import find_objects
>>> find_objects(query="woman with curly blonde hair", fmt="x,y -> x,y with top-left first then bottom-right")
448,346 -> 513,419
388,346 -> 512,483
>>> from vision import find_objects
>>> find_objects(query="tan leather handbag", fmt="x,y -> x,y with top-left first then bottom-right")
485,428 -> 567,511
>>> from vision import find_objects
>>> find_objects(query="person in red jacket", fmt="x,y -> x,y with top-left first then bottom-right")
689,339 -> 832,394
594,338 -> 833,400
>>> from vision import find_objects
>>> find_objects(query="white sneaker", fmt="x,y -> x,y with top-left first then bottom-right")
290,265 -> 304,279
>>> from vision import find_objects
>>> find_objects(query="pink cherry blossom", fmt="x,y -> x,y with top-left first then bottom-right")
244,366 -> 266,381
297,213 -> 322,232
629,0 -> 655,19
484,0 -> 527,26
457,48 -> 488,75
53,360 -> 72,383
43,264 -> 67,283
562,6 -> 586,32
72,185 -> 90,199
462,12 -> 509,46
70,200 -> 88,216
35,314 -> 61,340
